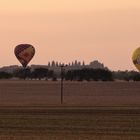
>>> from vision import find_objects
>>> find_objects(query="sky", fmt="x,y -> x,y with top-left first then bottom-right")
0,0 -> 140,70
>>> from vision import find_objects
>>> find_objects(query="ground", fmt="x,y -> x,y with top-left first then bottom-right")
0,81 -> 139,139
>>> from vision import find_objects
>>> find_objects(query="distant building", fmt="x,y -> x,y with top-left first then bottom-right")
89,60 -> 104,69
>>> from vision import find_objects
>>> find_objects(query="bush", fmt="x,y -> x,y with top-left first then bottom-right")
65,68 -> 113,81
0,72 -> 12,79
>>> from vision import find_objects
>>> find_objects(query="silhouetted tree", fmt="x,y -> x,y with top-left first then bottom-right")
0,72 -> 12,79
31,68 -> 48,80
47,70 -> 54,79
48,62 -> 51,67
65,68 -> 113,81
82,61 -> 85,66
112,71 -> 140,81
51,61 -> 56,67
13,68 -> 31,79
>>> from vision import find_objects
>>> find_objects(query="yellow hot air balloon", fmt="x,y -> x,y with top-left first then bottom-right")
14,44 -> 35,68
132,47 -> 140,71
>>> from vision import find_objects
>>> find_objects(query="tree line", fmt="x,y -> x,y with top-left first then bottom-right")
0,67 -> 140,81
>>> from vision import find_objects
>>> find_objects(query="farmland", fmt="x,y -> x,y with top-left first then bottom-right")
0,81 -> 140,139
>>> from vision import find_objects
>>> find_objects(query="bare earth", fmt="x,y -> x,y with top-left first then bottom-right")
0,81 -> 140,140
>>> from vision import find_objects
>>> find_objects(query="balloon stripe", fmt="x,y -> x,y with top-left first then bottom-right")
133,60 -> 137,64
15,47 -> 30,55
15,47 -> 29,55
14,44 -> 33,55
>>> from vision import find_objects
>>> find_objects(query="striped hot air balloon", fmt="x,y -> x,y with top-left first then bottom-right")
14,44 -> 35,68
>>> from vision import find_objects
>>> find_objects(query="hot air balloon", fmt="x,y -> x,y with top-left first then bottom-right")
14,44 -> 35,68
132,47 -> 140,72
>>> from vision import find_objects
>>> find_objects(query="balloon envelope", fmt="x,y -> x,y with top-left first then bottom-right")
132,47 -> 140,71
14,44 -> 35,68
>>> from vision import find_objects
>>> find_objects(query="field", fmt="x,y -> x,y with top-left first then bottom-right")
0,81 -> 140,139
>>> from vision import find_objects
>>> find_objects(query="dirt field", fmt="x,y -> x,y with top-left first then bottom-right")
0,80 -> 140,106
0,81 -> 140,139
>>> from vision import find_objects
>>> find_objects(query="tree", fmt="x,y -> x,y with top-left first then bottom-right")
65,68 -> 113,81
31,68 -> 48,80
48,62 -> 51,67
82,61 -> 85,66
0,72 -> 12,79
13,68 -> 31,79
51,61 -> 56,67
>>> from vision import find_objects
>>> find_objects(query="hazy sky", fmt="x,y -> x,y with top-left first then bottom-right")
0,0 -> 140,70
